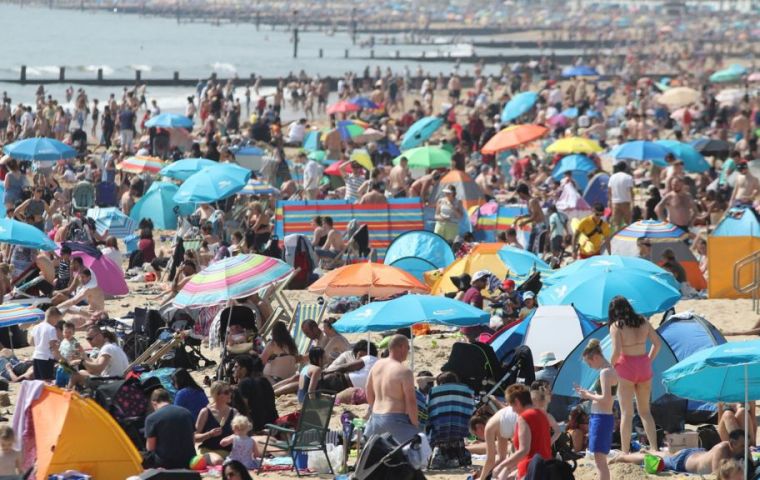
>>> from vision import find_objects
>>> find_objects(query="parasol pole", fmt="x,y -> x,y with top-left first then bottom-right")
217,298 -> 235,380
410,323 -> 415,372
745,364 -> 749,477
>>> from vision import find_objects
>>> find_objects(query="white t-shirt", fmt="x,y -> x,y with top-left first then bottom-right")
608,171 -> 634,204
348,355 -> 377,390
287,122 -> 306,144
498,406 -> 518,438
98,342 -> 130,377
101,246 -> 124,270
31,322 -> 57,360
303,160 -> 322,190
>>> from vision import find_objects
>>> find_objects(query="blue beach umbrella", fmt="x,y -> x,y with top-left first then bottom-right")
560,107 -> 579,119
501,91 -> 538,123
349,96 -> 379,109
86,207 -> 137,238
334,294 -> 489,333
130,182 -> 194,230
174,163 -> 251,204
0,304 -> 45,329
561,65 -> 599,78
663,339 -> 760,473
377,139 -> 401,157
544,255 -> 679,289
401,116 -> 445,151
497,246 -> 551,277
551,154 -> 597,180
654,140 -> 710,173
610,140 -> 673,166
302,131 -> 321,152
3,138 -> 76,163
239,179 -> 280,196
144,113 -> 193,129
0,217 -> 56,250
159,158 -> 217,181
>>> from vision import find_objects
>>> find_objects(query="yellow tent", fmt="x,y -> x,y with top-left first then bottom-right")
707,208 -> 760,298
428,243 -> 507,295
32,386 -> 143,480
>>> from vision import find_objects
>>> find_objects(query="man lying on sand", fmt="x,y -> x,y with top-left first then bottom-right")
610,429 -> 746,475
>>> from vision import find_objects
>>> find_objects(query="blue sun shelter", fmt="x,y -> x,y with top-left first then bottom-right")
549,324 -> 685,432
383,230 -> 455,282
657,311 -> 727,424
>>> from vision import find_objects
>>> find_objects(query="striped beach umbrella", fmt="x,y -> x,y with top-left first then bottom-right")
173,254 -> 294,308
118,156 -> 165,174
239,179 -> 280,196
614,220 -> 687,242
0,304 -> 44,328
86,207 -> 137,238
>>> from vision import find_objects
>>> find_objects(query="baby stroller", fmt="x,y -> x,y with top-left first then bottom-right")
353,433 -> 427,480
441,342 -> 504,398
216,305 -> 260,381
479,345 -> 536,406
91,377 -> 149,449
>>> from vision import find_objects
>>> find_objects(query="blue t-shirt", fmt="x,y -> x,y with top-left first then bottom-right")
174,387 -> 209,422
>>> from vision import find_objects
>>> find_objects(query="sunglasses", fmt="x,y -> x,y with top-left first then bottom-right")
219,390 -> 232,395
85,337 -> 94,341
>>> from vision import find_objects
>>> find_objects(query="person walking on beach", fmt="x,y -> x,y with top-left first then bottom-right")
609,296 -> 660,452
364,334 -> 419,443
578,338 -> 618,480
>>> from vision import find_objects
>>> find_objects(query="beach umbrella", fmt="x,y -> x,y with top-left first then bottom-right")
129,182 -> 194,230
393,147 -> 451,169
748,72 -> 760,83
3,138 -> 76,166
0,304 -> 44,329
561,65 -> 598,78
500,91 -> 538,123
324,160 -> 351,176
663,340 -> 760,474
349,149 -> 373,171
657,87 -> 700,109
159,158 -> 217,181
610,140 -> 672,166
551,154 -> 597,180
538,260 -> 681,320
670,107 -> 701,122
547,114 -> 568,127
654,140 -> 710,173
302,130 -> 320,152
400,116 -> 445,151
307,150 -> 327,163
481,124 -> 548,154
337,120 -> 366,141
716,88 -> 745,106
710,66 -> 745,83
239,179 -> 280,196
308,262 -> 430,298
86,207 -> 136,239
0,218 -> 55,251
353,128 -> 385,144
334,294 -> 488,333
561,107 -> 579,119
546,136 -> 603,154
144,113 -> 193,129
326,100 -> 361,115
349,97 -> 379,110
689,138 -> 732,158
613,220 -> 687,242
69,250 -> 128,296
174,254 -> 294,308
173,163 -> 251,204
496,245 -> 551,277
118,156 -> 165,175
377,139 -> 401,157
544,255 -> 679,288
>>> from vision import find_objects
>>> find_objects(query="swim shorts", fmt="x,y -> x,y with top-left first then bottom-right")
588,413 -> 614,454
663,448 -> 704,473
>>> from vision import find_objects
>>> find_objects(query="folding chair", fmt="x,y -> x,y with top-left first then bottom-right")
289,301 -> 326,355
267,269 -> 298,319
260,306 -> 286,338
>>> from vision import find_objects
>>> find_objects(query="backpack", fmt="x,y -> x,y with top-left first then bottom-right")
698,424 -> 721,450
525,455 -> 575,480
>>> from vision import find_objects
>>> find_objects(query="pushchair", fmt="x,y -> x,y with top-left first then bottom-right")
441,341 -> 504,398
215,305 -> 260,381
353,433 -> 427,480
91,377 -> 149,449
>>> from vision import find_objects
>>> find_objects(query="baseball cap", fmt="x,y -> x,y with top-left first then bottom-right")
472,270 -> 491,282
501,279 -> 516,290
523,291 -> 536,300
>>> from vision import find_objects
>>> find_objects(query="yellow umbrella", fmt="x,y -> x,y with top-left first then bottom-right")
546,137 -> 603,154
657,87 -> 700,109
428,243 -> 508,295
349,149 -> 374,171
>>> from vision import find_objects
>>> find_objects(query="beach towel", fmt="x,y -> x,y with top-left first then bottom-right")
426,383 -> 475,446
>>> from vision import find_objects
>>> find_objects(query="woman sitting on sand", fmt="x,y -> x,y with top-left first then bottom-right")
260,321 -> 298,384
195,381 -> 237,466
609,295 -> 660,452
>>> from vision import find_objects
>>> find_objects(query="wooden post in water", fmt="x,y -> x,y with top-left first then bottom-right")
59,67 -> 65,82
20,66 -> 26,83
293,27 -> 299,58
350,7 -> 357,45
136,70 -> 141,82
319,49 -> 323,58
173,71 -> 180,83
345,49 -> 349,58
97,68 -> 103,82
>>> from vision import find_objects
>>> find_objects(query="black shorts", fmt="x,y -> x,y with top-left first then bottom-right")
450,89 -> 461,99
33,358 -> 56,381
318,372 -> 351,393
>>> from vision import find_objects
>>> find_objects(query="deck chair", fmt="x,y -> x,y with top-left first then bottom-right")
289,301 -> 326,355
71,180 -> 96,214
258,391 -> 336,476
267,269 -> 298,318
260,306 -> 285,338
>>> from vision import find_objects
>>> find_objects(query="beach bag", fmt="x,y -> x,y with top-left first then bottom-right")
698,424 -> 721,450
525,455 -> 574,480
644,453 -> 665,474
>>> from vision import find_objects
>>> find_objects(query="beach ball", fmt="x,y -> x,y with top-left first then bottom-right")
189,454 -> 207,471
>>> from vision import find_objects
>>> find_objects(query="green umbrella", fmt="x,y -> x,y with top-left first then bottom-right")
307,150 -> 326,163
710,69 -> 742,83
393,147 -> 452,169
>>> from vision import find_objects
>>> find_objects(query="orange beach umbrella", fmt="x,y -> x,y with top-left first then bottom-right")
481,124 -> 549,154
309,262 -> 430,298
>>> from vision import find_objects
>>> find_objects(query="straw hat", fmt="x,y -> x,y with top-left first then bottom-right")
535,351 -> 561,368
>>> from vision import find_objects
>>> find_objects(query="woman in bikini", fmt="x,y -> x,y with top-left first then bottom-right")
260,321 -> 298,384
311,216 -> 328,248
195,381 -> 238,465
609,296 -> 660,453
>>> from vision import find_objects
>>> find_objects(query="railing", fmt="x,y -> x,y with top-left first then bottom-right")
734,250 -> 760,314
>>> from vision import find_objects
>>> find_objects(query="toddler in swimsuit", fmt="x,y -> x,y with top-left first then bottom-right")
220,415 -> 260,470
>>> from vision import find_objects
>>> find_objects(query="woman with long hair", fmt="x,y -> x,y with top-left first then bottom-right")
195,381 -> 238,465
260,321 -> 298,384
608,296 -> 660,453
222,460 -> 253,480
172,368 -> 208,422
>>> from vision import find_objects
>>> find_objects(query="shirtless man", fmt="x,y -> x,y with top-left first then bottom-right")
408,171 -> 441,207
58,268 -> 105,329
514,183 -> 546,254
469,397 -> 518,479
316,216 -> 345,259
388,157 -> 410,198
475,165 -> 499,199
364,335 -> 419,443
358,182 -> 388,205
611,429 -> 745,476
730,162 -> 760,208
655,177 -> 697,231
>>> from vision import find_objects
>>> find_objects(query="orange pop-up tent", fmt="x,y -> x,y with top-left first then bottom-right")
708,207 -> 760,298
32,386 -> 142,480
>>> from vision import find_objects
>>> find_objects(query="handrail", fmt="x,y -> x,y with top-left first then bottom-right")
734,250 -> 760,314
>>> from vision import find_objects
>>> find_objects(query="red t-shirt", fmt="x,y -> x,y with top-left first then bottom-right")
514,408 -> 552,478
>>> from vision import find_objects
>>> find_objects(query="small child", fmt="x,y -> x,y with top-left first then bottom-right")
0,425 -> 22,475
54,321 -> 84,387
220,415 -> 260,470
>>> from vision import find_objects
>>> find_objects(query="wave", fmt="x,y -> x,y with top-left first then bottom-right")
210,62 -> 237,74
129,64 -> 152,72
79,64 -> 116,75
11,65 -> 61,76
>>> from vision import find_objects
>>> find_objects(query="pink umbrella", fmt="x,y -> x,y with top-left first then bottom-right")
71,251 -> 129,296
670,107 -> 701,122
548,114 -> 568,127
327,100 -> 361,115
748,72 -> 760,83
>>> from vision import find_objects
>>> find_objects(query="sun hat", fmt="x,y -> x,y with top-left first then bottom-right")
523,291 -> 536,300
472,270 -> 491,282
536,351 -> 561,368
443,185 -> 456,194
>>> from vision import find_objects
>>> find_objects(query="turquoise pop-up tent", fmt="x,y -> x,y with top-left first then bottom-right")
383,230 -> 455,282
